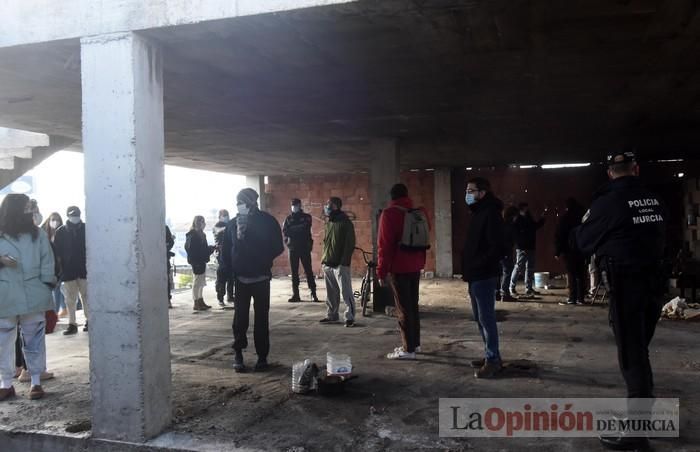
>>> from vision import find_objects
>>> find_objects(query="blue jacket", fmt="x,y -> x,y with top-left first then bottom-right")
0,229 -> 56,318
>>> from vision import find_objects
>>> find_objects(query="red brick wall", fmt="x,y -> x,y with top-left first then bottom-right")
266,171 -> 436,277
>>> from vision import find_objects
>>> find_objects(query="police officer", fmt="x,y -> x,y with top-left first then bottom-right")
576,151 -> 666,451
282,199 -> 319,303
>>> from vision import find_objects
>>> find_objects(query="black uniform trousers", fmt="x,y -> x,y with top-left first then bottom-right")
607,265 -> 662,398
216,265 -> 235,301
232,279 -> 270,358
289,249 -> 316,294
564,254 -> 587,303
389,272 -> 421,352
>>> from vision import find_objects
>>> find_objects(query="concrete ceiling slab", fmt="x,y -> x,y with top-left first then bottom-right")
1,0 -> 700,175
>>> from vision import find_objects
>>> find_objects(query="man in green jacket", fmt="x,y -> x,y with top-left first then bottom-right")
320,197 -> 356,327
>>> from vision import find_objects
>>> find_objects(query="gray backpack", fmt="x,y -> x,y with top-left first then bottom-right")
395,207 -> 430,251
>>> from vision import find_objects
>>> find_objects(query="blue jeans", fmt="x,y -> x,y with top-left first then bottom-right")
468,277 -> 501,363
500,256 -> 513,295
53,282 -> 65,312
510,249 -> 535,291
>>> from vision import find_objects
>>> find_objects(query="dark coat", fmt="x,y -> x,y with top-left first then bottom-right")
53,221 -> 87,282
555,206 -> 585,258
461,193 -> 505,282
513,212 -> 545,250
221,209 -> 284,280
185,230 -> 212,274
283,211 -> 313,253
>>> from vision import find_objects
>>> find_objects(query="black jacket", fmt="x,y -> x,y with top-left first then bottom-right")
185,230 -> 212,273
53,221 -> 86,282
221,209 -> 284,280
282,211 -> 313,253
213,220 -> 228,262
503,221 -> 516,258
576,176 -> 666,266
461,193 -> 505,282
555,207 -> 585,257
513,212 -> 545,250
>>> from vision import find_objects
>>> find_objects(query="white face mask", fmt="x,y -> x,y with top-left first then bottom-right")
50,220 -> 60,230
291,205 -> 301,214
237,203 -> 250,216
68,216 -> 81,224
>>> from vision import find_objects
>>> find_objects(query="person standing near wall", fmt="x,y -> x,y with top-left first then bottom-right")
555,198 -> 587,306
222,188 -> 284,373
377,183 -> 430,360
461,177 -> 505,379
0,194 -> 56,401
41,213 -> 66,317
509,202 -> 547,297
576,151 -> 666,451
213,209 -> 234,308
498,206 -> 519,302
319,197 -> 356,327
166,225 -> 175,308
283,198 -> 319,303
53,206 -> 88,335
185,215 -> 214,311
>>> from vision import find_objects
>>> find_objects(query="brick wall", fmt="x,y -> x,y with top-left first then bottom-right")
266,171 -> 436,277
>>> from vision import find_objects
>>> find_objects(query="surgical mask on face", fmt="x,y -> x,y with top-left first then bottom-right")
291,205 -> 301,214
465,193 -> 476,205
220,216 -> 230,223
68,216 -> 81,224
324,205 -> 332,216
237,203 -> 250,216
50,220 -> 60,230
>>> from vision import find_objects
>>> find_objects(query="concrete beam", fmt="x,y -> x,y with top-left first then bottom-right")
369,139 -> 400,260
0,127 -> 49,148
245,175 -> 267,211
1,0 -> 355,48
81,32 -> 171,441
433,168 -> 453,278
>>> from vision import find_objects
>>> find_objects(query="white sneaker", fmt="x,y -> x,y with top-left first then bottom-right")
387,350 -> 416,360
394,346 -> 421,353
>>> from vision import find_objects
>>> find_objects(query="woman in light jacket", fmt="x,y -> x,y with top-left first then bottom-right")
0,194 -> 56,401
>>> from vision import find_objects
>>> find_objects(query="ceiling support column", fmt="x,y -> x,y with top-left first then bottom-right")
81,31 -> 171,441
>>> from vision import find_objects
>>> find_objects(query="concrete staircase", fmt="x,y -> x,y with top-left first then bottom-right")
0,128 -> 74,190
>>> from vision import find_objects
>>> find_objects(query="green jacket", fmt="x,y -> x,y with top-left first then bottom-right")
322,211 -> 356,267
0,229 -> 56,318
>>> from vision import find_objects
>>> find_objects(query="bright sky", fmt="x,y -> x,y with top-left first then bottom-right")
25,150 -> 247,227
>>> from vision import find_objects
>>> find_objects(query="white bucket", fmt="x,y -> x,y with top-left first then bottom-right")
534,272 -> 550,289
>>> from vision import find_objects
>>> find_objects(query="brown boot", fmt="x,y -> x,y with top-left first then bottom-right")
199,298 -> 212,310
474,361 -> 502,379
29,385 -> 45,400
193,299 -> 205,311
0,386 -> 15,401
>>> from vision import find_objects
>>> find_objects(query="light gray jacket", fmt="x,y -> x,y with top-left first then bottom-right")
0,229 -> 56,318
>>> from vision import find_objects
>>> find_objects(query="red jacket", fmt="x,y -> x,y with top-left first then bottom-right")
377,197 -> 430,280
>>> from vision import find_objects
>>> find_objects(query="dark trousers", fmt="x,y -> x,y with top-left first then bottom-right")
289,249 -> 316,294
216,266 -> 234,301
499,255 -> 514,294
564,255 -> 587,302
608,268 -> 662,398
390,272 -> 421,353
232,279 -> 271,358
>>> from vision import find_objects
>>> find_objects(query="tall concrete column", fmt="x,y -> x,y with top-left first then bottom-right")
246,174 -> 267,210
434,168 -> 453,278
81,32 -> 171,441
369,139 -> 400,259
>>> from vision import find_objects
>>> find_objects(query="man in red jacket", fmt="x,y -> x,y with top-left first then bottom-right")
377,183 -> 430,360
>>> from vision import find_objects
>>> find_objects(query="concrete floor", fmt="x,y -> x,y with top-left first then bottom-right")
1,278 -> 698,451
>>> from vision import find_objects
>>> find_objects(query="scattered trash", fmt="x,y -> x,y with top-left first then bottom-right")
65,419 -> 91,433
662,297 -> 689,319
327,352 -> 352,376
292,359 -> 318,394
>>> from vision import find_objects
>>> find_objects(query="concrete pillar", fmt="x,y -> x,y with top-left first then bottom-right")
81,32 -> 171,441
369,139 -> 400,259
246,174 -> 267,210
434,168 -> 453,278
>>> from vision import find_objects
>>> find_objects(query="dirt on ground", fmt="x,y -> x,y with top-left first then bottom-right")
1,278 -> 698,451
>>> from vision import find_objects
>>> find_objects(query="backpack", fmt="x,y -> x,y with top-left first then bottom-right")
395,207 -> 431,251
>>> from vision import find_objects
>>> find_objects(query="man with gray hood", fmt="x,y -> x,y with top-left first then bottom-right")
221,188 -> 284,372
